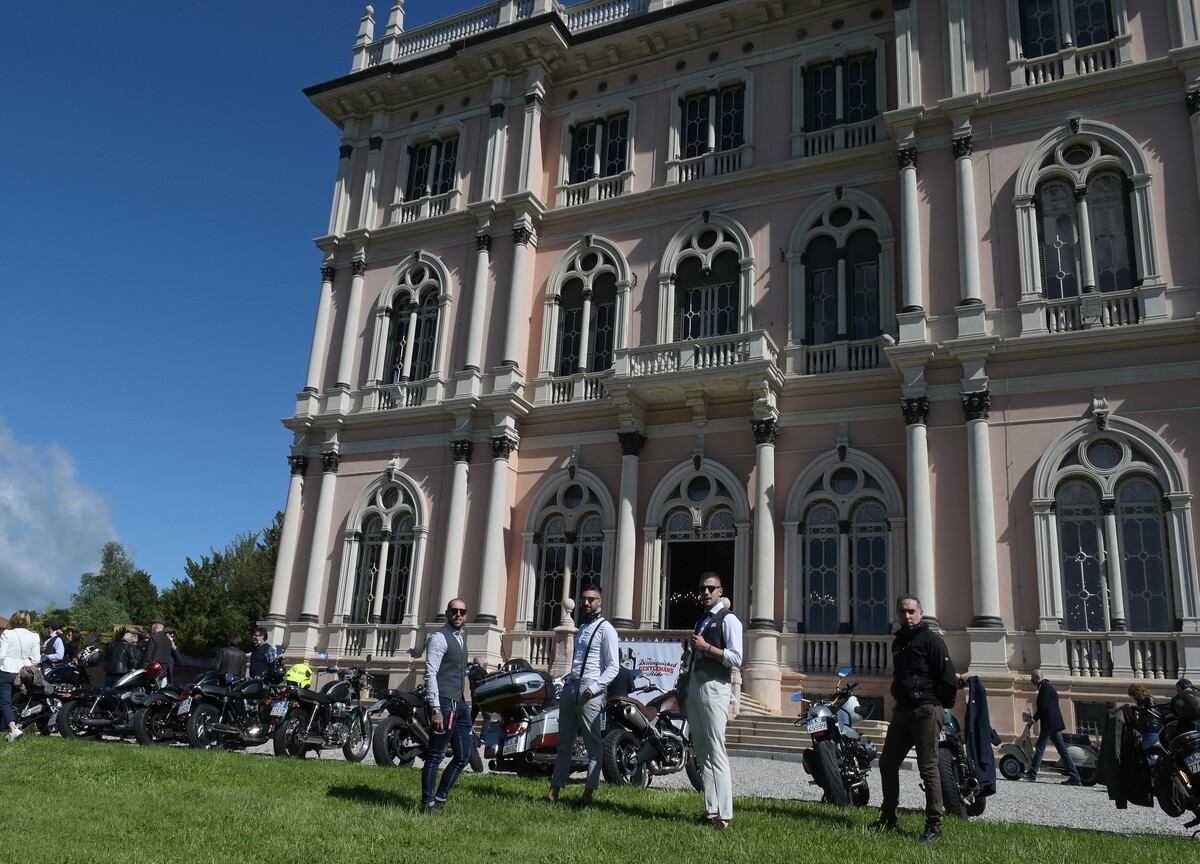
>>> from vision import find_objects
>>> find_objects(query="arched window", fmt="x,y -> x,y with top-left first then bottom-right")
347,482 -> 420,626
675,249 -> 739,341
657,216 -> 755,345
788,192 -> 894,374
368,254 -> 452,409
385,287 -> 440,384
525,477 -> 614,631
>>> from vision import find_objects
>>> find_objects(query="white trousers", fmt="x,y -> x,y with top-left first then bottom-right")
688,677 -> 732,820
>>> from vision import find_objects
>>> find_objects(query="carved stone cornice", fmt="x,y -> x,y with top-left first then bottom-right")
320,451 -> 342,473
901,396 -> 930,426
287,454 -> 309,476
752,418 -> 780,446
952,135 -> 973,159
450,439 -> 474,463
961,390 -> 991,422
618,431 -> 647,458
897,146 -> 918,170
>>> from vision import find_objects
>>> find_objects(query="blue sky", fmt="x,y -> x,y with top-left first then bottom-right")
0,1 -> 487,615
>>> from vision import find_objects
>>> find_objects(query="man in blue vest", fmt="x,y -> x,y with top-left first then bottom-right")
545,583 -> 619,805
688,572 -> 743,831
421,598 -> 472,813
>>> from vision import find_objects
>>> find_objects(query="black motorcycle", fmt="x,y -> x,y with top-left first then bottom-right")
272,657 -> 371,761
937,706 -> 987,817
370,683 -> 485,771
603,657 -> 702,790
56,660 -> 160,740
796,667 -> 877,807
11,645 -> 103,736
185,659 -> 287,751
1137,691 -> 1200,835
133,670 -> 220,746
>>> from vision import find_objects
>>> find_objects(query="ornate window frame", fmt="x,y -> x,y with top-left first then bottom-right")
1004,0 -> 1131,87
388,121 -> 466,224
665,72 -> 755,185
656,213 -> 755,344
791,34 -> 887,158
555,100 -> 636,208
516,469 -> 617,631
1014,120 -> 1165,335
333,469 -> 431,627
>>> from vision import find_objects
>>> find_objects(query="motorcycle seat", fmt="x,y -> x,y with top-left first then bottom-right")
294,687 -> 339,705
1169,730 -> 1200,754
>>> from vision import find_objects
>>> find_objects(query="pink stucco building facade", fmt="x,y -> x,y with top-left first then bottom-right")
265,0 -> 1200,735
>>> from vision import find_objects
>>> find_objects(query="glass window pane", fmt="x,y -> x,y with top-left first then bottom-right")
1087,171 -> 1132,293
1056,481 -> 1107,631
1038,180 -> 1081,299
1117,477 -> 1171,632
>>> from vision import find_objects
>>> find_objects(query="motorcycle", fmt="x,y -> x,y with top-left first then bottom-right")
132,670 -> 220,746
369,683 -> 485,772
997,715 -> 1098,785
796,666 -> 877,807
1135,691 -> 1200,834
476,659 -> 587,778
56,661 -> 161,740
272,655 -> 371,761
602,654 -> 702,790
938,706 -> 986,817
11,645 -> 103,736
184,657 -> 289,751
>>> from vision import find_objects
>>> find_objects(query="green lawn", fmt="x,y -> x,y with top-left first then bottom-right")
2,737 -> 1187,864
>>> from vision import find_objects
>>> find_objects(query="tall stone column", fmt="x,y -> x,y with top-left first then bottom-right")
962,392 -> 1003,627
305,266 -> 335,393
898,146 -> 924,313
901,397 -> 938,625
612,431 -> 646,628
300,451 -> 342,625
267,454 -> 308,622
475,434 -> 518,624
1188,90 -> 1200,206
502,224 -> 534,369
463,232 -> 491,372
328,142 -> 353,235
1102,499 -> 1128,630
953,135 -> 982,306
335,258 -> 367,389
744,418 -> 781,713
437,439 -> 474,615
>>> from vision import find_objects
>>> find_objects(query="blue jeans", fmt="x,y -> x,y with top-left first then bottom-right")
1029,728 -> 1081,781
421,700 -> 472,806
0,670 -> 16,727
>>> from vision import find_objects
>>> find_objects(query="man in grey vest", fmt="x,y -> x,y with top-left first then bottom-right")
545,583 -> 619,805
688,572 -> 743,830
421,598 -> 472,813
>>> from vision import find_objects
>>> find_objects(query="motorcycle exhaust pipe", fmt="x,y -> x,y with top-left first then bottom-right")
407,719 -> 430,747
616,703 -> 650,733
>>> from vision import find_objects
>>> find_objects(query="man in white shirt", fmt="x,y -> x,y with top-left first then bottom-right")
688,572 -> 743,830
545,584 -> 619,805
421,599 -> 472,813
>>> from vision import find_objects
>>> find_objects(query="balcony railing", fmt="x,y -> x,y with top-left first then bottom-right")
1045,289 -> 1140,333
797,634 -> 890,675
372,377 -> 446,410
389,190 -> 459,225
796,337 -> 883,375
671,144 -> 751,184
1067,632 -> 1182,679
621,331 -> 776,378
1011,36 -> 1129,87
547,370 -> 610,404
556,170 -> 633,208
799,118 -> 880,158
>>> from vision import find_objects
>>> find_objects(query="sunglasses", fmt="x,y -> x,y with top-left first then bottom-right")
701,585 -> 721,593
448,608 -> 468,616
582,596 -> 601,604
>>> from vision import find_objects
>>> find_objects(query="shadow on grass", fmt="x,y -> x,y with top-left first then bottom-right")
327,784 -> 418,809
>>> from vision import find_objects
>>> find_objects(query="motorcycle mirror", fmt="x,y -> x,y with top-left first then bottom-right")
88,635 -> 98,644
320,651 -> 330,660
790,692 -> 804,702
836,666 -> 853,679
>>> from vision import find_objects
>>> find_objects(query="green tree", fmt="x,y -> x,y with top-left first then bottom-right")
71,542 -> 158,632
158,513 -> 281,656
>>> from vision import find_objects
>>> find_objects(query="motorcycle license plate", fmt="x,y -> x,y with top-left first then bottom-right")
177,697 -> 192,715
502,735 -> 522,756
1186,754 -> 1200,774
806,717 -> 827,734
270,700 -> 288,718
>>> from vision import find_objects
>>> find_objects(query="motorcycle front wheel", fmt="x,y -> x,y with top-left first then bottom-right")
685,745 -> 703,792
938,749 -> 968,818
814,738 -> 851,807
372,715 -> 420,767
55,701 -> 97,741
133,705 -> 174,746
342,713 -> 371,763
273,710 -> 311,759
602,730 -> 649,787
186,703 -> 223,750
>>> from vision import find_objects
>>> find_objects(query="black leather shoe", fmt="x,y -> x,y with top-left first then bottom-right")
1062,777 -> 1082,786
870,819 -> 900,832
918,829 -> 942,844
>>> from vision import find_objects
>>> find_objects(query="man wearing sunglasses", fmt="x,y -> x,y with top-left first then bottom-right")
688,572 -> 743,831
421,600 -> 473,813
545,584 -> 619,805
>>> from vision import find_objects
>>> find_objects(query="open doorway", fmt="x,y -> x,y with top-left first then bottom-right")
664,540 -> 735,629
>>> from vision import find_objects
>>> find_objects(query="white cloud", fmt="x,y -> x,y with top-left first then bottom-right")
0,418 -> 114,616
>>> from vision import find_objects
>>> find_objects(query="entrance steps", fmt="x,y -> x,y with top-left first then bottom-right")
726,710 -> 890,760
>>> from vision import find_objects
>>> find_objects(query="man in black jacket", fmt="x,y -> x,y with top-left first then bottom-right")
1024,670 -> 1082,784
873,593 -> 959,844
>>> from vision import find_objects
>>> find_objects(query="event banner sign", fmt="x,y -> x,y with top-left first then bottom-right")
618,639 -> 688,693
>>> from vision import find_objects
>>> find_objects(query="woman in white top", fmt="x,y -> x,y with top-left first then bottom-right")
1,611 -> 42,742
